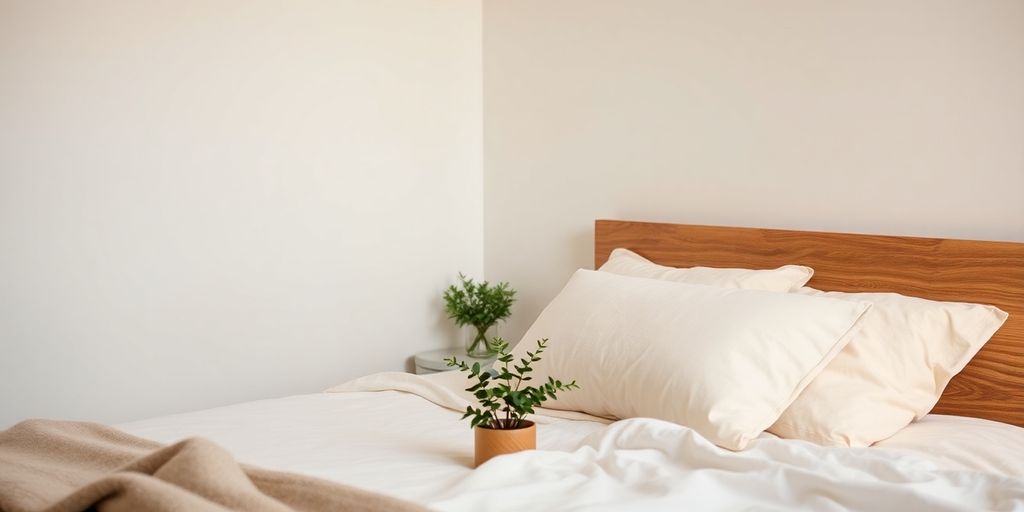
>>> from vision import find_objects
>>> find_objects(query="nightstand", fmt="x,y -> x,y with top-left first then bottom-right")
414,348 -> 496,375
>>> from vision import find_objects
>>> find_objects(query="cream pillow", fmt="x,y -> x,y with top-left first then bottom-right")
510,270 -> 871,450
599,248 -> 813,292
769,288 -> 1008,447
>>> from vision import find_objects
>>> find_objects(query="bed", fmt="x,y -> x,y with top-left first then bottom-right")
10,220 -> 1024,511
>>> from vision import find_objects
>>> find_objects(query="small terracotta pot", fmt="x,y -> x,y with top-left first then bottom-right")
474,420 -> 536,467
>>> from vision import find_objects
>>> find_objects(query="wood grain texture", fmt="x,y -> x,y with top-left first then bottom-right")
595,219 -> 1024,427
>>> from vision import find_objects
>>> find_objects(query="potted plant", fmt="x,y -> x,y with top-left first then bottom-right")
443,273 -> 516,357
446,338 -> 578,467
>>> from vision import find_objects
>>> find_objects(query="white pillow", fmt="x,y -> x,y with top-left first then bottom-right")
599,248 -> 813,292
511,270 -> 871,450
770,288 -> 1008,447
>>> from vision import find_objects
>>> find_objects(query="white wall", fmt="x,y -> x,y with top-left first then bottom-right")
0,1 -> 482,427
483,1 -> 1024,342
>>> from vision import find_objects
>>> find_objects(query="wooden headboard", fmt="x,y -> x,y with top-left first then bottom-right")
595,219 -> 1024,427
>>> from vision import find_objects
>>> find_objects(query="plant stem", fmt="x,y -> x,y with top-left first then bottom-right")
468,326 -> 491,355
504,358 -> 511,427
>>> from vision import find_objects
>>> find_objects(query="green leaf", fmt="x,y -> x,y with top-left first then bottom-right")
443,274 -> 516,331
448,337 -> 577,429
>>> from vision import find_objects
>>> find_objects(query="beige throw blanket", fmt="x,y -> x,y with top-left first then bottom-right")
0,420 -> 428,512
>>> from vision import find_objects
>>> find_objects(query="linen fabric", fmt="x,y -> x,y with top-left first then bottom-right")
115,372 -> 1024,511
874,414 -> 1024,478
770,288 -> 1008,447
598,247 -> 813,292
508,269 -> 871,450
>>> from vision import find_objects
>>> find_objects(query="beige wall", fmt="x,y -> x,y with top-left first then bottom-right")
3,1 -> 1023,427
483,1 -> 1024,343
0,0 -> 482,427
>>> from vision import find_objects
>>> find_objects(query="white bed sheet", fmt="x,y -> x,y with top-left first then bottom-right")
874,414 -> 1024,478
119,372 -> 1024,511
120,372 -> 605,503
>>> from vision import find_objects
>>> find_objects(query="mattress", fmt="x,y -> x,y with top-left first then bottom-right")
119,371 -> 1024,511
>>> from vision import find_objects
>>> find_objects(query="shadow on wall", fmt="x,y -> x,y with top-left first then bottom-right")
570,223 -> 595,271
501,221 -> 596,347
432,278 -> 469,350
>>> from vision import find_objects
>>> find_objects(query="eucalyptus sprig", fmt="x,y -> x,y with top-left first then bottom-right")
445,338 -> 579,430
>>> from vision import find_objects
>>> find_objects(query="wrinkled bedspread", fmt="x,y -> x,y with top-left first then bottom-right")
118,371 -> 1024,511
